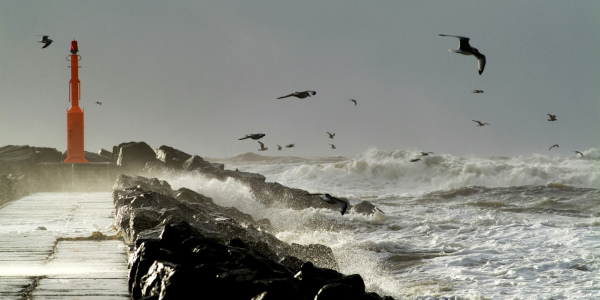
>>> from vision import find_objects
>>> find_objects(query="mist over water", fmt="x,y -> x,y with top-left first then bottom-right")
166,148 -> 599,299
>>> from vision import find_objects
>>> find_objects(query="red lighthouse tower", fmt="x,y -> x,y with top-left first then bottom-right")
63,40 -> 88,163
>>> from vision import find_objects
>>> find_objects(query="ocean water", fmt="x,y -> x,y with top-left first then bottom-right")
164,148 -> 599,299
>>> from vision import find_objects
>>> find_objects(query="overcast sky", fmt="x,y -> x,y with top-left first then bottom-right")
1,1 -> 598,158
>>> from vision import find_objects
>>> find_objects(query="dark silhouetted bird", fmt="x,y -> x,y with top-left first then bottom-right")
306,193 -> 348,215
439,34 -> 486,75
239,133 -> 265,140
329,144 -> 336,149
285,144 -> 295,148
547,114 -> 557,121
349,99 -> 357,106
574,151 -> 584,157
473,120 -> 489,126
39,35 -> 53,49
277,91 -> 316,99
95,101 -> 102,105
410,158 -> 421,163
472,90 -> 484,93
549,144 -> 559,151
327,132 -> 335,139
420,152 -> 434,156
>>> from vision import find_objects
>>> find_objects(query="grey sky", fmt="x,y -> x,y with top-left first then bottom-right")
1,1 -> 598,158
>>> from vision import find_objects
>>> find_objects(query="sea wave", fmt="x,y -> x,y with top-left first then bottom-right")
267,148 -> 599,195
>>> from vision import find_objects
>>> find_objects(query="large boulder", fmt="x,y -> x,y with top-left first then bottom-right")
116,142 -> 157,171
155,145 -> 192,169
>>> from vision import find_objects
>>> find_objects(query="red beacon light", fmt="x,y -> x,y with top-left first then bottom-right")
70,40 -> 78,54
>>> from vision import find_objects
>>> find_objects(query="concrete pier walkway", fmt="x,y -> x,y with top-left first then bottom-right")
0,192 -> 130,299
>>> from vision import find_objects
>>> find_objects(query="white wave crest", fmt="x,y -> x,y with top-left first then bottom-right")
268,148 -> 599,196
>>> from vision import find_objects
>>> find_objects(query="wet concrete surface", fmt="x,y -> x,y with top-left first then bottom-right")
0,192 -> 129,299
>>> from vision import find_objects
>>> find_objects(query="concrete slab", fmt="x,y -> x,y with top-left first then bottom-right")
0,192 -> 130,299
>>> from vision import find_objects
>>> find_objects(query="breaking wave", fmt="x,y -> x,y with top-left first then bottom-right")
268,148 -> 599,196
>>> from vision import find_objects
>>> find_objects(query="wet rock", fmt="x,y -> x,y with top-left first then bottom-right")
113,172 -> 395,300
352,201 -> 385,215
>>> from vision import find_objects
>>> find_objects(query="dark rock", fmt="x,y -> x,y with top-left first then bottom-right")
111,142 -> 136,163
251,278 -> 304,300
315,283 -> 363,300
98,148 -> 112,159
112,171 -> 394,300
35,147 -> 64,163
182,155 -> 213,172
352,201 -> 385,215
155,145 -> 192,169
116,141 -> 157,171
173,187 -> 214,205
84,151 -> 111,162
279,256 -> 305,272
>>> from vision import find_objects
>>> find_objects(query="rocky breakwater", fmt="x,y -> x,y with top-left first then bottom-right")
113,174 -> 394,300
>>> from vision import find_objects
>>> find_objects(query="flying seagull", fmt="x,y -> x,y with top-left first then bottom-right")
420,152 -> 434,156
547,114 -> 557,121
439,34 -> 486,75
277,91 -> 316,99
258,141 -> 268,151
327,132 -> 335,139
38,35 -> 53,49
277,145 -> 282,151
285,144 -> 295,148
239,133 -> 265,140
329,144 -> 336,149
472,90 -> 484,93
410,158 -> 421,163
349,99 -> 357,106
95,101 -> 102,105
306,193 -> 348,215
549,144 -> 559,151
574,151 -> 584,157
472,120 -> 489,126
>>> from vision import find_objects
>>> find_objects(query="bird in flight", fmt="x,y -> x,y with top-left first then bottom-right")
420,152 -> 434,156
239,133 -> 265,140
349,99 -> 357,106
285,144 -> 295,148
547,114 -> 557,121
95,101 -> 102,105
549,144 -> 559,151
574,151 -> 584,157
327,132 -> 335,139
277,91 -> 316,99
472,90 -> 484,93
329,144 -> 336,149
473,120 -> 489,126
38,35 -> 53,49
258,141 -> 268,151
439,34 -> 486,75
410,158 -> 421,163
306,193 -> 348,215
277,145 -> 282,151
